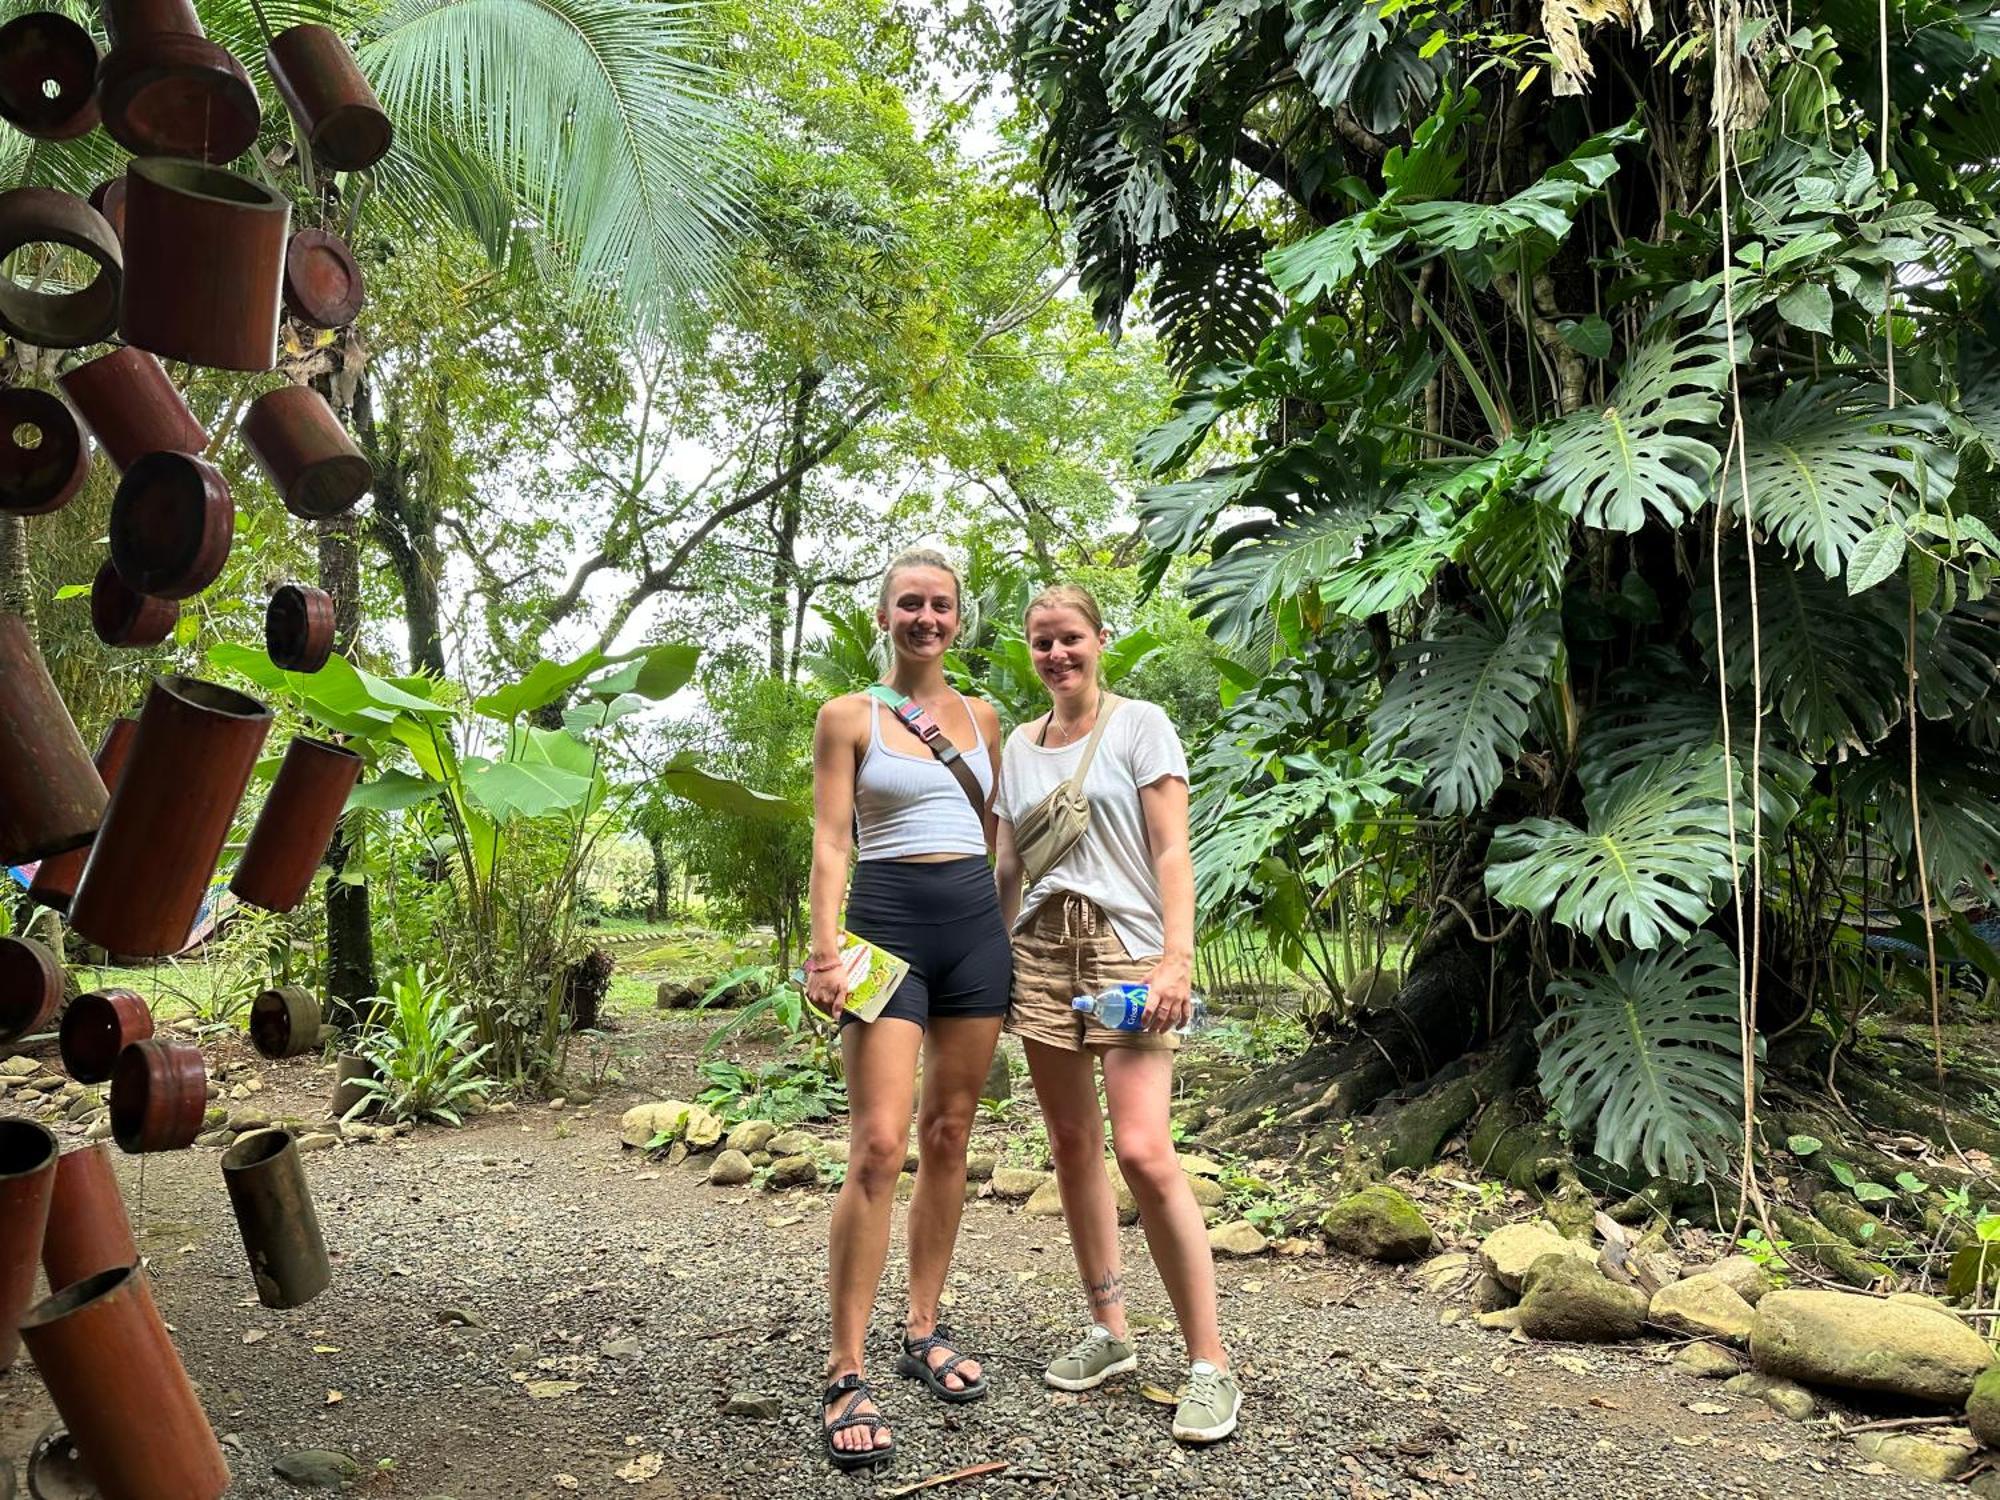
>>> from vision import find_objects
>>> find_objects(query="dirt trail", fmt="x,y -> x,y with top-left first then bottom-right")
0,1025 -> 1940,1499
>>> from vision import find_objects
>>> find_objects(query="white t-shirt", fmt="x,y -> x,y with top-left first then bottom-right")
996,698 -> 1190,960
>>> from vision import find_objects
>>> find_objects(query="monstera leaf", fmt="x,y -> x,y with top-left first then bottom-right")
1726,384 -> 1945,581
1285,0 -> 1447,135
1536,934 -> 1748,1182
1151,225 -> 1283,376
1701,554 -> 1908,752
1534,327 -> 1733,532
1841,735 -> 2000,900
1368,610 -> 1564,815
1486,750 -> 1735,949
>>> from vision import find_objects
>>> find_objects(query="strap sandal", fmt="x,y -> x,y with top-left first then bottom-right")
821,1372 -> 895,1472
896,1322 -> 989,1404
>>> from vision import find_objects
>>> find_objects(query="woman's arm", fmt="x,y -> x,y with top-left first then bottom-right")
1138,774 -> 1195,1032
971,697 -> 1004,854
805,698 -> 860,1017
994,815 -> 1024,928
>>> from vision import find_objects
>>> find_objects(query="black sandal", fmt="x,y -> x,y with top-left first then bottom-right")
822,1373 -> 895,1472
896,1323 -> 989,1404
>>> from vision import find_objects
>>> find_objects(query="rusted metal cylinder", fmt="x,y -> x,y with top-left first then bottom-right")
0,387 -> 87,517
248,985 -> 320,1060
0,1118 -> 57,1370
25,1423 -> 88,1500
58,988 -> 153,1085
97,0 -> 257,164
91,175 -> 127,243
108,1039 -> 205,1154
88,559 -> 178,649
0,934 -> 62,1048
0,13 -> 99,140
0,186 -> 121,349
265,582 -> 334,672
19,1264 -> 231,1499
221,1128 -> 330,1308
282,227 -> 365,329
59,345 -> 208,473
70,675 -> 273,959
30,717 -> 140,913
0,613 -> 105,864
41,1145 -> 139,1293
331,1051 -> 375,1118
231,737 -> 362,913
240,386 -> 371,518
119,158 -> 288,371
108,451 -> 233,601
265,25 -> 392,171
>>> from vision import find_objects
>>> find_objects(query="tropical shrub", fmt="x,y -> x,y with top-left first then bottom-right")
347,964 -> 493,1125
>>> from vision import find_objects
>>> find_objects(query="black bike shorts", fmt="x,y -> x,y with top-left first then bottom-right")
842,856 -> 1012,1029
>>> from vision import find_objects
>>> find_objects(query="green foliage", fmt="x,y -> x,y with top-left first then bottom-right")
1536,935 -> 1749,1181
348,964 -> 495,1126
696,1057 -> 846,1123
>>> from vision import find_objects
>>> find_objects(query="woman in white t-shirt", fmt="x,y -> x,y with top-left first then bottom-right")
994,584 -> 1240,1445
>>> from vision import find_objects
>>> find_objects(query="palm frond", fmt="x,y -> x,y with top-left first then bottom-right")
362,0 -> 747,326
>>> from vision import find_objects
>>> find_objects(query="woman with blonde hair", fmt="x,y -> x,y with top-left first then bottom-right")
994,582 -> 1239,1444
805,548 -> 1010,1471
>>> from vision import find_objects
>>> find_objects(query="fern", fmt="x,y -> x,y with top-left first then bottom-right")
1534,326 -> 1733,532
1369,610 -> 1563,815
1536,934 -> 1748,1182
1486,751 -> 1735,950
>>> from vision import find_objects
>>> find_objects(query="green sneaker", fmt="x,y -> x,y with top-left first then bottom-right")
1171,1361 -> 1240,1443
1043,1325 -> 1137,1392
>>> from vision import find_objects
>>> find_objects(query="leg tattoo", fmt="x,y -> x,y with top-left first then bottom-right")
1085,1268 -> 1123,1315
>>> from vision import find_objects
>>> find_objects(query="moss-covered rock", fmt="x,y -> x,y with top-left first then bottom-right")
619,1100 -> 691,1149
1320,1185 -> 1436,1262
1967,1364 -> 2000,1448
1516,1253 -> 1646,1343
1648,1273 -> 1756,1345
1750,1288 -> 1992,1404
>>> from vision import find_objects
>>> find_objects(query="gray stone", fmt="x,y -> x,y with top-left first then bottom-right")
195,1129 -> 234,1149
599,1336 -> 641,1360
1024,1178 -> 1064,1217
85,1117 -> 113,1142
618,1100 -> 690,1149
1647,1273 -> 1756,1345
272,1449 -> 362,1488
63,1092 -> 100,1122
0,1056 -> 39,1077
1750,1288 -> 1993,1404
681,1105 -> 724,1151
1186,1173 -> 1225,1208
989,1167 -> 1048,1201
964,1153 -> 996,1182
1415,1252 -> 1474,1297
1516,1253 -> 1646,1343
1699,1254 -> 1775,1307
725,1119 -> 778,1155
434,1306 -> 485,1328
1673,1341 -> 1744,1380
722,1393 -> 784,1419
1320,1185 -> 1435,1262
1481,1220 -> 1595,1292
1208,1220 -> 1270,1258
767,1129 -> 821,1158
295,1132 -> 340,1153
226,1110 -> 272,1134
766,1154 -> 818,1190
708,1149 -> 753,1187
1722,1371 -> 1815,1421
1851,1428 -> 1978,1483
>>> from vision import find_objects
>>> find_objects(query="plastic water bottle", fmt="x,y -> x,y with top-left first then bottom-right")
1071,984 -> 1211,1034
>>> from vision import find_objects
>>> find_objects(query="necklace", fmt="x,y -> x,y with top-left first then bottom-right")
1042,697 -> 1099,748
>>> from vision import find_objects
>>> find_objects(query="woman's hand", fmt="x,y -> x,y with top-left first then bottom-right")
1140,953 -> 1193,1033
805,952 -> 850,1021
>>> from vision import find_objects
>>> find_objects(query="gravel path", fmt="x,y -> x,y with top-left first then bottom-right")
0,1027 -> 1947,1499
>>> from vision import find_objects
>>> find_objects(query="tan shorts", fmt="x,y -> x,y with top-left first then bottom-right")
1007,893 -> 1177,1053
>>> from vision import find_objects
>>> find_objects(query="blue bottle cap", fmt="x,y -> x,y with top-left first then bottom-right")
1070,996 -> 1092,1011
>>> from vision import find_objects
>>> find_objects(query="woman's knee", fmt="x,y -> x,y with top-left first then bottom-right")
917,1110 -> 972,1164
848,1124 -> 909,1193
1112,1133 -> 1181,1197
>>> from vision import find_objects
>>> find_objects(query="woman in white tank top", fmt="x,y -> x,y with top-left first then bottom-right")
805,548 -> 1010,1470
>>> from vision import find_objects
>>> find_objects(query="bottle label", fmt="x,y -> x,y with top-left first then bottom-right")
1110,984 -> 1148,1029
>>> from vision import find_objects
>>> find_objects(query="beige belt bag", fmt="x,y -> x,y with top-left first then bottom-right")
1015,696 -> 1120,888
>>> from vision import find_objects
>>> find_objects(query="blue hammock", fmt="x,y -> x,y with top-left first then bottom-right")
1862,916 -> 2000,969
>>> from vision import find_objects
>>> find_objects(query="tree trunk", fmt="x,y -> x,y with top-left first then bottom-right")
647,827 -> 671,923
351,373 -> 447,677
0,515 -> 33,623
767,370 -> 817,675
317,509 -> 376,1025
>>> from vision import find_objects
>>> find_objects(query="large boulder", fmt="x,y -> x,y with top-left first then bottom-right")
726,1119 -> 778,1156
1647,1273 -> 1756,1345
1481,1220 -> 1595,1292
1516,1253 -> 1646,1343
618,1100 -> 691,1149
681,1106 -> 724,1151
1321,1185 -> 1435,1263
708,1149 -> 753,1187
1967,1365 -> 2000,1448
1750,1289 -> 1993,1404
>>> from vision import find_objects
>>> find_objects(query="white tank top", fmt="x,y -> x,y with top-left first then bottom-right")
853,693 -> 991,861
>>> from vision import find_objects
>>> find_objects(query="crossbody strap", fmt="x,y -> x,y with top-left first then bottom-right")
1063,695 -> 1121,793
865,684 -> 988,825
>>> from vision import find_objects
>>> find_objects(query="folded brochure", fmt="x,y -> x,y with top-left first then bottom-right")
803,931 -> 908,1023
